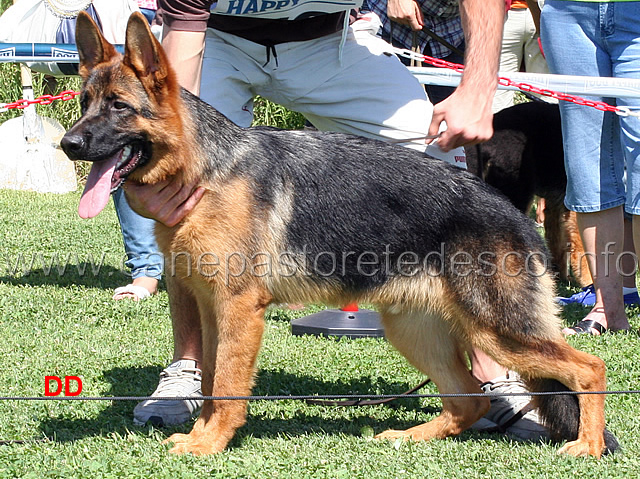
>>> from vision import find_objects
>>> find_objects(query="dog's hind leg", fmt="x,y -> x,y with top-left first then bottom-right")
165,286 -> 270,455
472,329 -> 608,458
375,311 -> 490,442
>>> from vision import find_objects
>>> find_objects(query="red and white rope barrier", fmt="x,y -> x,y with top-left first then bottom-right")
2,44 -> 640,118
395,47 -> 640,118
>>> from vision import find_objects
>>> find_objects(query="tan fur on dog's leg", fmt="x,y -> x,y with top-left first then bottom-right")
479,333 -> 607,458
162,274 -> 203,362
375,311 -> 489,442
543,199 -> 570,282
552,345 -> 607,458
165,288 -> 269,455
566,210 -> 592,287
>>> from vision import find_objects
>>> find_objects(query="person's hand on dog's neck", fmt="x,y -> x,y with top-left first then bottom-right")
123,179 -> 206,227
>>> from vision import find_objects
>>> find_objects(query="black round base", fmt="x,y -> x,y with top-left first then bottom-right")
290,309 -> 384,339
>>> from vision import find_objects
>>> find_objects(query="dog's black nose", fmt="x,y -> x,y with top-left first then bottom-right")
60,133 -> 85,160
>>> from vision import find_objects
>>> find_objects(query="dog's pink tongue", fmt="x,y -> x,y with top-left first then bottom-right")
78,158 -> 118,219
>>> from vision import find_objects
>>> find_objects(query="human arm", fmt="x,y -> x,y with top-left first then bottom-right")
157,0 -> 211,94
428,0 -> 504,151
161,28 -> 206,95
123,0 -> 209,225
387,0 -> 424,31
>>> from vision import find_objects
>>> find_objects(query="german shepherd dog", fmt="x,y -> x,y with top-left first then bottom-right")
466,102 -> 590,287
62,12 -> 617,458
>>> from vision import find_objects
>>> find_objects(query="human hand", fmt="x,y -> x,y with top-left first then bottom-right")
387,0 -> 424,31
428,87 -> 494,152
123,178 -> 206,227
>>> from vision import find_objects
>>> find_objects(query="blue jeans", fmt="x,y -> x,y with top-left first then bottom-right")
139,8 -> 156,25
541,0 -> 640,214
113,188 -> 163,280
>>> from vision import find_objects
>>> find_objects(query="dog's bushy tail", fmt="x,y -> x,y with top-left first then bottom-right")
528,378 -> 620,454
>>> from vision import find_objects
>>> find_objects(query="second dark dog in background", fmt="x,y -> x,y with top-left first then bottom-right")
466,101 -> 591,287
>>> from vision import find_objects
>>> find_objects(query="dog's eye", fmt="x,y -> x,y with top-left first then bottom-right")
113,101 -> 129,111
79,93 -> 89,113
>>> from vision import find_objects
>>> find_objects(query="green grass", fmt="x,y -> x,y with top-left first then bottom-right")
0,189 -> 639,478
1,5 -> 639,473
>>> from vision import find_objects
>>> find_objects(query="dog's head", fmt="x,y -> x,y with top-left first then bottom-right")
61,11 -> 181,218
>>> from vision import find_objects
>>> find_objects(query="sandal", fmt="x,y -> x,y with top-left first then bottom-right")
565,319 -> 607,336
113,284 -> 153,301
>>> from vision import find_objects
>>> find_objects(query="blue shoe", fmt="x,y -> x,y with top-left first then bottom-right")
557,284 -> 640,307
626,290 -> 640,305
556,285 -> 595,306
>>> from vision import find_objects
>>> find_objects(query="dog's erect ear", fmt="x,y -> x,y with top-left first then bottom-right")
123,12 -> 175,93
75,11 -> 118,79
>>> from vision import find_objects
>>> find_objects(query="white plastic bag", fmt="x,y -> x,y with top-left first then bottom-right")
0,0 -> 139,76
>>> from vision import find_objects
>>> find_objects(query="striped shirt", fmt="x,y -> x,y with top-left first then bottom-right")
367,0 -> 463,59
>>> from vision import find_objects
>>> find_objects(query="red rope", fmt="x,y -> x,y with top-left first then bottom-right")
395,48 -> 635,117
1,90 -> 80,112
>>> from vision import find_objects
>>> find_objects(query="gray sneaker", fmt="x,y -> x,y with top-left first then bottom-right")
471,372 -> 549,441
133,359 -> 203,427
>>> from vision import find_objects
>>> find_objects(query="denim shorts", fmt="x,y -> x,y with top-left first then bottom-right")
541,1 -> 640,214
